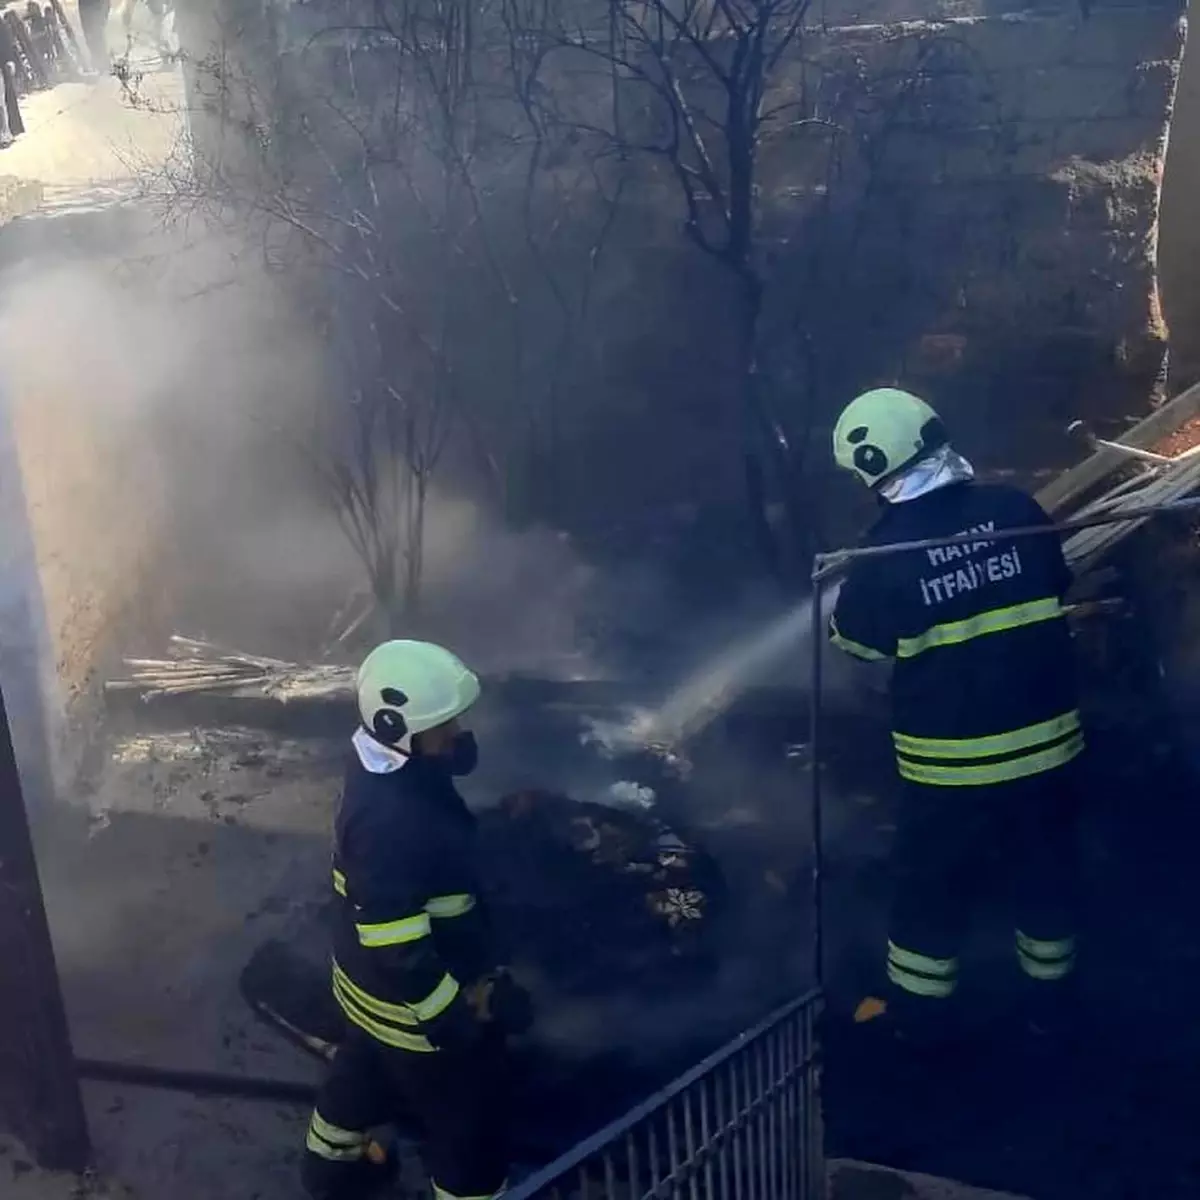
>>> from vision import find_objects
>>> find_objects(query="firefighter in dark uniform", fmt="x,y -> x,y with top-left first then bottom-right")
828,388 -> 1082,1038
302,639 -> 532,1200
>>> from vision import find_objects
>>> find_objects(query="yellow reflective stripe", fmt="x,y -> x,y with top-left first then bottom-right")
306,1112 -> 367,1162
829,616 -> 891,662
896,596 -> 1064,659
433,1182 -> 507,1200
893,711 -> 1082,761
411,972 -> 460,1022
332,962 -> 419,1025
426,893 -> 476,919
355,911 -> 432,948
310,1112 -> 365,1149
898,734 -> 1083,787
1018,954 -> 1076,981
333,868 -> 347,897
888,940 -> 956,978
1016,930 -> 1075,960
887,941 -> 958,998
333,977 -> 434,1052
888,961 -> 957,998
307,1129 -> 365,1161
1016,930 -> 1076,980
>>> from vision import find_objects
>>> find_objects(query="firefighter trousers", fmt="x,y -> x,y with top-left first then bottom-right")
886,762 -> 1081,1022
302,1027 -> 510,1200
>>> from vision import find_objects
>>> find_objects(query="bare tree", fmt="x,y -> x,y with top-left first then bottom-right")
500,0 -> 825,573
143,0 -> 545,627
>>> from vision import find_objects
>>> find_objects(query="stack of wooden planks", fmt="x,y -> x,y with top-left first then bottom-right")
1036,382 -> 1200,575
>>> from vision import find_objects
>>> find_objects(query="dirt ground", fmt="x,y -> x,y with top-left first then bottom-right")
16,705 -> 1022,1200
29,726 -> 335,1199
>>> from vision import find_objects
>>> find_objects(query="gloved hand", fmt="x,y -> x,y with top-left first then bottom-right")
485,969 -> 535,1037
423,995 -> 488,1053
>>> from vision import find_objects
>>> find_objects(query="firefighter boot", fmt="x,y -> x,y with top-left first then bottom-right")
853,989 -> 963,1054
302,1134 -> 396,1200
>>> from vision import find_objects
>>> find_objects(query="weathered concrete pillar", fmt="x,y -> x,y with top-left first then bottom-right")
0,379 -> 60,817
1160,19 -> 1200,391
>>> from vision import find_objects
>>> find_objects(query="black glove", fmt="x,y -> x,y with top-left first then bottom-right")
487,970 -> 534,1037
423,995 -> 488,1053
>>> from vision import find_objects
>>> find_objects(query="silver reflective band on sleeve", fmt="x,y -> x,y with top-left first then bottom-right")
355,911 -> 432,947
896,596 -> 1064,659
829,615 -> 891,662
425,893 -> 476,919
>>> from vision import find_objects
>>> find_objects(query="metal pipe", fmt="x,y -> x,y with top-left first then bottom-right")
1087,437 -> 1174,465
808,585 -> 825,994
812,493 -> 1200,580
75,1058 -> 318,1105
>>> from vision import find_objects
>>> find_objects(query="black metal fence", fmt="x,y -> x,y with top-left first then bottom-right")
505,990 -> 824,1200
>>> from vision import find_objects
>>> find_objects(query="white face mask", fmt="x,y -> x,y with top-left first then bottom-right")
879,444 -> 975,504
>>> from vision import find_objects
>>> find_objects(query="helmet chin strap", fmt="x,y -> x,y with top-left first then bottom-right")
879,444 -> 975,504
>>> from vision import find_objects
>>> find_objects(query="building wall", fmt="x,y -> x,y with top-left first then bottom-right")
174,0 -> 1190,586
0,201 -> 174,806
802,0 -> 1185,478
1160,16 -> 1200,390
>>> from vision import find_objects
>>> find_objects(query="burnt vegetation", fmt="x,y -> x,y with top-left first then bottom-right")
135,0 -> 988,632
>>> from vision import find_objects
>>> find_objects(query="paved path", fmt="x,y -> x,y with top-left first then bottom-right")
0,0 -> 182,202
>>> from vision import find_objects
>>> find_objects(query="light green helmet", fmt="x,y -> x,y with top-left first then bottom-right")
832,388 -> 946,488
356,639 -> 481,748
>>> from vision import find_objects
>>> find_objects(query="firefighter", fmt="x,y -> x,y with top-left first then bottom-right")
302,639 -> 533,1200
828,388 -> 1082,1041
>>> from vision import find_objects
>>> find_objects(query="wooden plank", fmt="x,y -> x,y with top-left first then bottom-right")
1062,454 -> 1200,574
1036,381 -> 1200,515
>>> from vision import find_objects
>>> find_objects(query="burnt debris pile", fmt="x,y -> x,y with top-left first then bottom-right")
479,790 -> 724,1000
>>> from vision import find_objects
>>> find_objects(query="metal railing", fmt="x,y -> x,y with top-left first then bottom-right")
505,990 -> 824,1200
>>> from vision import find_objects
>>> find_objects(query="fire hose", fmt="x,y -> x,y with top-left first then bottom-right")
74,1057 -> 317,1105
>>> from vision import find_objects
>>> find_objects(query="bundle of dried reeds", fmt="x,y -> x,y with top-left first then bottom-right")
106,635 -> 355,702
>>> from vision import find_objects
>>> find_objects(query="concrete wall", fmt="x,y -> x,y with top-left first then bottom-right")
0,202 -> 174,806
790,0 -> 1185,480
1160,13 -> 1200,389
